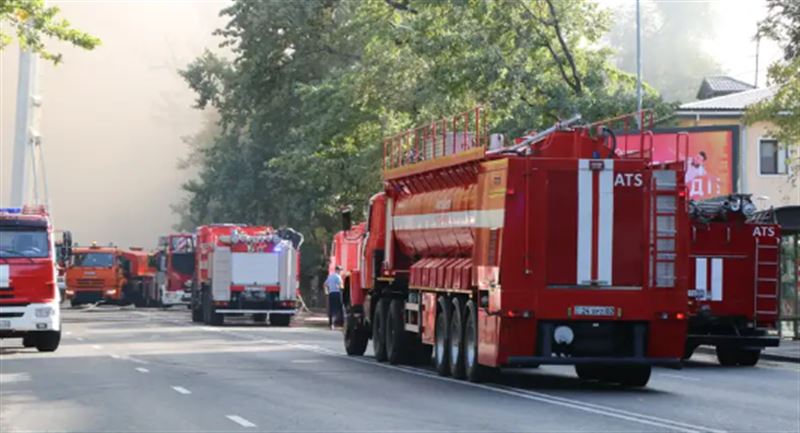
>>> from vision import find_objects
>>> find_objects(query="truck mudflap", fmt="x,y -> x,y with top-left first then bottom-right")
687,334 -> 780,348
505,356 -> 682,368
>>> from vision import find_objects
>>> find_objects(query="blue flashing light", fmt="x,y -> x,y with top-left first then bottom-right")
0,207 -> 22,214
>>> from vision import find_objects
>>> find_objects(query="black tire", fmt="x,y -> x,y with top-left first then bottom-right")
71,300 -> 82,308
449,297 -> 466,379
464,300 -> 488,382
269,314 -> 292,327
253,313 -> 267,323
22,335 -> 36,348
344,310 -> 369,356
386,299 -> 407,365
191,305 -> 203,322
737,349 -> 761,367
372,298 -> 389,362
616,365 -> 651,387
716,346 -> 739,366
433,297 -> 451,376
575,364 -> 603,381
411,340 -> 433,366
682,344 -> 696,361
203,289 -> 223,326
35,331 -> 61,352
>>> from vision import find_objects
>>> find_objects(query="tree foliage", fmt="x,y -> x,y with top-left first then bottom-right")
0,0 -> 100,64
746,0 -> 799,175
179,0 -> 673,296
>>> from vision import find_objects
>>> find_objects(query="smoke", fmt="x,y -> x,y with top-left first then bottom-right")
604,0 -> 783,102
1,1 -> 227,248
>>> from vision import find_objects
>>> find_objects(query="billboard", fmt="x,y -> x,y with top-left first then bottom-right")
617,128 -> 736,201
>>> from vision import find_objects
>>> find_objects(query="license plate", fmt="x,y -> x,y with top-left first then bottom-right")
574,306 -> 615,317
0,320 -> 10,329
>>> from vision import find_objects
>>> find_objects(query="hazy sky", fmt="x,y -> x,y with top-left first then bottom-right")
0,0 -> 785,249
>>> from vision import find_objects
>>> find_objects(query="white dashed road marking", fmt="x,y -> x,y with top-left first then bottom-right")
172,386 -> 191,395
135,367 -> 149,373
660,373 -> 701,382
76,337 -> 84,342
91,344 -> 103,350
226,415 -> 257,428
109,354 -> 121,359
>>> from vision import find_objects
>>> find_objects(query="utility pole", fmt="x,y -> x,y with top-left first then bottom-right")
636,0 -> 642,130
10,48 -> 37,207
754,34 -> 760,87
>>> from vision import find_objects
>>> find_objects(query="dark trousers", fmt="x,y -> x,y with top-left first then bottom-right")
328,292 -> 343,326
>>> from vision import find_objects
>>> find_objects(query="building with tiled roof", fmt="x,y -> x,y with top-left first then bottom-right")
696,75 -> 756,100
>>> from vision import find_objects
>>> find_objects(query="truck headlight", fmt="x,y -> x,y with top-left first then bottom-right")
105,289 -> 116,295
35,307 -> 54,318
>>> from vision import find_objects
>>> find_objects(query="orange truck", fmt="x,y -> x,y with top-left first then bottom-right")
65,244 -> 156,306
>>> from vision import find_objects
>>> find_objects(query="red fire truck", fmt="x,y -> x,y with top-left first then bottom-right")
153,233 -> 195,307
338,108 -> 690,387
685,194 -> 781,366
190,224 -> 302,326
0,206 -> 70,352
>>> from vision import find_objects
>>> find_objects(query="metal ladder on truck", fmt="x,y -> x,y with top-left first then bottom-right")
650,171 -> 681,288
754,238 -> 780,329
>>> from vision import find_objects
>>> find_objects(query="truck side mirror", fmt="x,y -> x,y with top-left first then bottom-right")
341,206 -> 353,232
62,231 -> 73,260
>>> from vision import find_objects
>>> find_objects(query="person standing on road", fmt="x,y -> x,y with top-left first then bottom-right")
324,266 -> 344,330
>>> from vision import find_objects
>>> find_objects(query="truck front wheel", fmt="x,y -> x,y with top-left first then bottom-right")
616,365 -> 651,387
716,346 -> 739,366
372,298 -> 389,362
35,331 -> 61,352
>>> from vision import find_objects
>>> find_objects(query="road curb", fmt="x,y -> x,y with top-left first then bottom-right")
695,346 -> 800,364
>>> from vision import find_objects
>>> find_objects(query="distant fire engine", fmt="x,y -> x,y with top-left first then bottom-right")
66,244 -> 156,306
191,225 -> 302,326
686,194 -> 781,366
153,233 -> 195,307
0,206 -> 70,352
334,108 -> 690,387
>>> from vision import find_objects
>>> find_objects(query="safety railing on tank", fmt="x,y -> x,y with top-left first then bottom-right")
383,106 -> 488,171
587,110 -> 657,161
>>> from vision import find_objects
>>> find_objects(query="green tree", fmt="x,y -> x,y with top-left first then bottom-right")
746,0 -> 799,176
1,0 -> 100,63
179,0 -> 674,300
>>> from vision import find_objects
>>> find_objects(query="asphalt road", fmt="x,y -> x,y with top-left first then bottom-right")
1,306 -> 798,433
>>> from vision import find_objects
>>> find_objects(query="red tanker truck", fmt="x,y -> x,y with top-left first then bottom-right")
0,206 -> 70,352
685,194 -> 781,366
338,108 -> 690,387
191,224 -> 302,326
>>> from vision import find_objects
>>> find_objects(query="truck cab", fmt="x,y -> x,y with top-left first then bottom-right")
66,244 -> 122,305
0,206 -> 66,352
155,233 -> 195,306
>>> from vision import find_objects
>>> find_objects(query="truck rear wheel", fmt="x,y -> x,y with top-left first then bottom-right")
22,335 -> 36,348
344,310 -> 369,356
191,305 -> 203,323
464,300 -> 491,382
372,298 -> 389,362
616,365 -> 651,387
386,298 -> 407,365
737,349 -> 761,366
449,297 -> 466,379
203,289 -> 224,326
35,331 -> 61,352
253,313 -> 267,323
716,346 -> 739,366
269,314 -> 291,327
575,364 -> 603,381
434,297 -> 451,376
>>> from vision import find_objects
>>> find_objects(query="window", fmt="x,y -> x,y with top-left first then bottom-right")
759,139 -> 788,175
0,230 -> 49,258
73,252 -> 114,268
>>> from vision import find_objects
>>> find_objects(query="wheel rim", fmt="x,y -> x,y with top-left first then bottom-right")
435,314 -> 446,364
